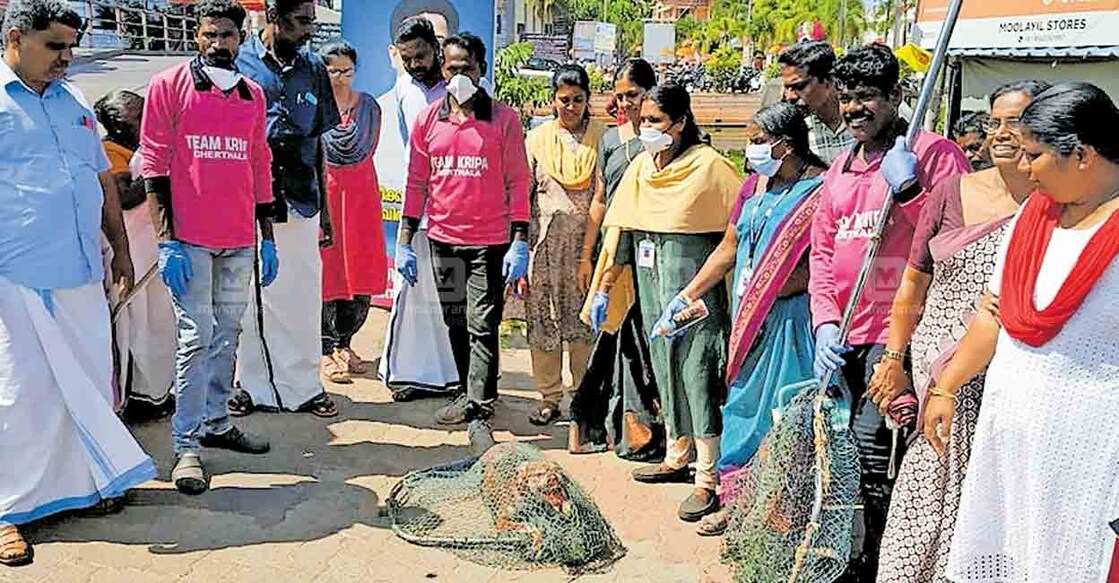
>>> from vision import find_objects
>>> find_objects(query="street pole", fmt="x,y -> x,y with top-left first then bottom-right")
815,0 -> 966,394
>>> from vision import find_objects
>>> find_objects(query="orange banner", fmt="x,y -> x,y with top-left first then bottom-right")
919,0 -> 1119,22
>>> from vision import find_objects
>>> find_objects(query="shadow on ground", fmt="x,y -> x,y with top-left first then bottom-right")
26,388 -> 567,555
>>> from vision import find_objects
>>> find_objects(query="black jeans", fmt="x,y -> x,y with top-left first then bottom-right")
322,295 -> 371,355
836,343 -> 904,583
429,240 -> 509,421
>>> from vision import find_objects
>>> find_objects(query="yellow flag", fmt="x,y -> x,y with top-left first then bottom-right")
895,43 -> 932,73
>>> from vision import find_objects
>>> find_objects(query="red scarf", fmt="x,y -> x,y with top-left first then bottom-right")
1001,193 -> 1119,347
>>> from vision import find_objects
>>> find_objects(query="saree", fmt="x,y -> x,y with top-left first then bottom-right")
717,176 -> 822,491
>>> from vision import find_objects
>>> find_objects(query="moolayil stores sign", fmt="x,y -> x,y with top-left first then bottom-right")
915,0 -> 1119,49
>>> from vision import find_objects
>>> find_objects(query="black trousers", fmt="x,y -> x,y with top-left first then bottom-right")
429,240 -> 509,421
836,343 -> 905,583
322,295 -> 371,355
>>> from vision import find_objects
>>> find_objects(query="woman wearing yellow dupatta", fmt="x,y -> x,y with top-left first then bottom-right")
584,84 -> 741,522
524,65 -> 607,426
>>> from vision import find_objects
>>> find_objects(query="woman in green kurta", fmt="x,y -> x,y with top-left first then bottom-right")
584,84 -> 742,522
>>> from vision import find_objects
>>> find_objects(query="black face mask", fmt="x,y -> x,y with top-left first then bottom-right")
203,49 -> 235,69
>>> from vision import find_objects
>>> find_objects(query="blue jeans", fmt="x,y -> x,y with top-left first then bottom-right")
170,244 -> 253,454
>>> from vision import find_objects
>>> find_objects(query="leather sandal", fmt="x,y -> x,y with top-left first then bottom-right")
679,488 -> 720,522
335,348 -> 369,374
321,355 -> 352,385
0,526 -> 32,567
632,463 -> 691,484
696,509 -> 730,536
172,454 -> 208,495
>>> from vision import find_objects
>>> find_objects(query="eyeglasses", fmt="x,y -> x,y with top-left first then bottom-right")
982,116 -> 1023,133
327,68 -> 355,78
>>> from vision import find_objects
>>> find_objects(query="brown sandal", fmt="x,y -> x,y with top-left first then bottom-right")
0,525 -> 32,567
321,355 -> 352,385
334,348 -> 369,374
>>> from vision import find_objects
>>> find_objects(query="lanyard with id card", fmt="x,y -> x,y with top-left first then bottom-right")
637,238 -> 656,270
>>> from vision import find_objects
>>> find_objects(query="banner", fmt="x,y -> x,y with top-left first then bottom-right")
342,0 -> 496,305
643,22 -> 676,65
915,0 -> 1119,50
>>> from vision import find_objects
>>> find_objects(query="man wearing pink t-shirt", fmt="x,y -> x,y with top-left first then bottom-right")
807,44 -> 970,581
396,33 -> 531,451
141,0 -> 277,494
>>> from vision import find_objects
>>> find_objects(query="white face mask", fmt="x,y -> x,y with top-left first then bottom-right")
446,74 -> 478,105
639,126 -> 674,155
203,66 -> 242,92
745,142 -> 785,177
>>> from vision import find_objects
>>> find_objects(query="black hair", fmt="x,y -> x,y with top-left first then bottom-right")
390,0 -> 459,39
777,41 -> 836,82
1021,82 -> 1119,164
443,32 -> 486,74
194,0 -> 246,30
94,89 -> 143,146
265,0 -> 313,19
752,101 -> 828,169
394,15 -> 440,49
988,79 -> 1052,108
953,111 -> 988,140
552,64 -> 591,120
319,39 -> 357,65
2,0 -> 83,47
646,83 -> 704,154
614,58 -> 656,91
832,43 -> 899,95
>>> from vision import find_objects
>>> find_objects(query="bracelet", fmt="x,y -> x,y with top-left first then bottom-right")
928,387 -> 957,402
881,348 -> 906,362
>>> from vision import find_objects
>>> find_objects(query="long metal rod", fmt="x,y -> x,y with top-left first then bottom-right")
818,0 -> 965,392
111,262 -> 159,324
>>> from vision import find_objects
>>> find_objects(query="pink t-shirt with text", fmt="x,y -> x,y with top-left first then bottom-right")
808,129 -> 971,345
402,98 -> 530,246
141,61 -> 273,249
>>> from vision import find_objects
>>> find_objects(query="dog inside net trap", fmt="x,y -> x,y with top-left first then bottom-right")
386,442 -> 626,575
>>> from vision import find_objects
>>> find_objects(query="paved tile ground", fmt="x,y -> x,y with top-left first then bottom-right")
2,310 -> 732,583
1,53 -> 733,583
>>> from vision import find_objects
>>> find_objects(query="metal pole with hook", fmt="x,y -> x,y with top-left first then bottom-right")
816,0 -> 966,395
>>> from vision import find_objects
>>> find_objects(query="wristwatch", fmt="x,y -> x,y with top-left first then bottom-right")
881,348 -> 906,362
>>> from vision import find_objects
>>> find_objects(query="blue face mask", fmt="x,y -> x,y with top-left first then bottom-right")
746,141 -> 785,177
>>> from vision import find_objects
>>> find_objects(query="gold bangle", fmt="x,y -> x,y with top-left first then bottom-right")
881,348 -> 906,362
929,387 -> 957,402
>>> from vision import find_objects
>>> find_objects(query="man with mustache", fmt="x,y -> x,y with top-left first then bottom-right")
807,43 -> 970,582
233,0 -> 342,419
141,0 -> 278,494
778,41 -> 854,165
0,0 -> 156,565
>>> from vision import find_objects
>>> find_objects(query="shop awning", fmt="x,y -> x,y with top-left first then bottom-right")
949,45 -> 1119,59
170,0 -> 265,11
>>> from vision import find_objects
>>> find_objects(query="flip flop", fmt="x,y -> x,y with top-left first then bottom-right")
529,402 -> 560,426
696,511 -> 729,537
227,390 -> 255,418
298,394 -> 339,418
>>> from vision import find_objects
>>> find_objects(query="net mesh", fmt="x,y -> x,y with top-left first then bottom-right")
721,381 -> 861,583
387,442 -> 627,575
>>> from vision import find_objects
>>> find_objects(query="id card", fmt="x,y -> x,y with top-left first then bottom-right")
637,239 -> 656,269
735,267 -> 753,299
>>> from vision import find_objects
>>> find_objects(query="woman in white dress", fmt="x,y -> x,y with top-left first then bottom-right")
924,82 -> 1119,583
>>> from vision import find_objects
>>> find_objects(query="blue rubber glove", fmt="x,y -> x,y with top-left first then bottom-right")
260,239 -> 279,288
503,240 -> 530,284
396,243 -> 418,286
814,323 -> 851,380
589,291 -> 609,334
881,136 -> 918,194
157,240 -> 192,298
650,294 -> 690,340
